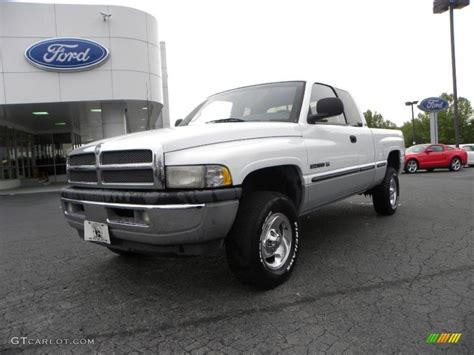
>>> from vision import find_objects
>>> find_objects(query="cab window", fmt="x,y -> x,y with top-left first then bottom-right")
308,84 -> 346,125
334,88 -> 364,127
430,145 -> 444,152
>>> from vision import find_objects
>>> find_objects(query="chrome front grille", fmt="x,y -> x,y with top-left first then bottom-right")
69,153 -> 95,166
69,170 -> 98,183
67,148 -> 163,189
101,169 -> 154,184
101,150 -> 152,165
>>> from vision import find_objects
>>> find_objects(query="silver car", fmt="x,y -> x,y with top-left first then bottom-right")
461,144 -> 474,166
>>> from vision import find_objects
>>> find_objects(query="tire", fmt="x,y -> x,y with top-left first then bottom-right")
405,159 -> 418,174
449,157 -> 462,172
226,191 -> 299,290
372,167 -> 399,216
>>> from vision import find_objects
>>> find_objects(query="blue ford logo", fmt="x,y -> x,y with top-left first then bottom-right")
25,37 -> 109,71
418,97 -> 449,113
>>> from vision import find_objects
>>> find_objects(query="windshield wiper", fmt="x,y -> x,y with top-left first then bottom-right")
206,118 -> 246,124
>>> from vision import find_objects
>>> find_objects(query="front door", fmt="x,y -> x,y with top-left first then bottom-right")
427,144 -> 447,167
302,83 -> 367,211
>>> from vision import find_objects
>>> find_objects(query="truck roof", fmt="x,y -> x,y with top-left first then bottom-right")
208,80 -> 347,98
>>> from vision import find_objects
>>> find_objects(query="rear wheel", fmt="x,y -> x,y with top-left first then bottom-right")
405,159 -> 418,174
226,191 -> 299,290
449,157 -> 462,171
372,167 -> 399,216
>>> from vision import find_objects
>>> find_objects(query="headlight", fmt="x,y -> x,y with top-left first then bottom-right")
166,165 -> 232,189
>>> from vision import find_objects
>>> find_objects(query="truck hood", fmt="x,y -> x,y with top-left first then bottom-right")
76,122 -> 302,153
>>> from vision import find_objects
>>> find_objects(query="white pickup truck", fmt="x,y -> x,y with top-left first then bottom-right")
61,80 -> 405,289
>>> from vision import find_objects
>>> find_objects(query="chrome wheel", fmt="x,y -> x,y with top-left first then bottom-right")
407,160 -> 418,173
260,213 -> 293,271
451,158 -> 461,171
389,175 -> 398,209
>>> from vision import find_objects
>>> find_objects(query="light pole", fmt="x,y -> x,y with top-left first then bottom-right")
405,101 -> 418,145
434,0 -> 470,147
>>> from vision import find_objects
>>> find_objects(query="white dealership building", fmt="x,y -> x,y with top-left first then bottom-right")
0,2 -> 169,189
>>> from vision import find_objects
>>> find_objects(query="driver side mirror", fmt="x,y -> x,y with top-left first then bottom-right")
174,119 -> 183,127
307,97 -> 344,124
425,148 -> 434,153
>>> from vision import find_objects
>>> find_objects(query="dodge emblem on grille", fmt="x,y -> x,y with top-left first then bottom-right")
94,144 -> 102,159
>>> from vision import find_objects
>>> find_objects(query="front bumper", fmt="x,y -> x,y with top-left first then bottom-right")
60,186 -> 241,255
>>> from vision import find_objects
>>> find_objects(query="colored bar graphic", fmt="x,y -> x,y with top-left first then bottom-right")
448,333 -> 462,343
438,333 -> 450,343
426,333 -> 462,344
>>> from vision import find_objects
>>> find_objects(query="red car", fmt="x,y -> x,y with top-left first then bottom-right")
404,144 -> 467,174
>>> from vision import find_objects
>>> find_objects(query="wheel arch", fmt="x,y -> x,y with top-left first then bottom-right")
387,150 -> 402,172
240,165 -> 305,211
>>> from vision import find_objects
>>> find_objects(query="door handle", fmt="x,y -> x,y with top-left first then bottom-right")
350,135 -> 357,143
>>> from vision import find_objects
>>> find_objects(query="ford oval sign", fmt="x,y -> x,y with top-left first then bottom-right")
25,37 -> 109,72
418,97 -> 449,113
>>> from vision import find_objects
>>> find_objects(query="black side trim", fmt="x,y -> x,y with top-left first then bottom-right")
311,167 -> 360,183
311,164 -> 376,183
359,164 -> 375,172
376,162 -> 387,168
61,186 -> 242,205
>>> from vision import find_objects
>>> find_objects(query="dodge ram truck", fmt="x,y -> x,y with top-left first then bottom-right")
61,80 -> 405,289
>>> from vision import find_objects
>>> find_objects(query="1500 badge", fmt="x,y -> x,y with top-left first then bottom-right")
310,162 -> 330,169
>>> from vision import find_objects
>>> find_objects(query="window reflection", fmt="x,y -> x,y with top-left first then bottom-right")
0,125 -> 78,181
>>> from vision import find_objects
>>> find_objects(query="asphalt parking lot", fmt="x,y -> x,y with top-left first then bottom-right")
1,168 -> 473,353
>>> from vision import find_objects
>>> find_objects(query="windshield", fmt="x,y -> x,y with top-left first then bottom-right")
180,81 -> 305,126
406,144 -> 429,153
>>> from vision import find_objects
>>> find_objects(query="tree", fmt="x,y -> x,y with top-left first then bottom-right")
437,93 -> 473,144
363,110 -> 398,129
400,113 -> 430,147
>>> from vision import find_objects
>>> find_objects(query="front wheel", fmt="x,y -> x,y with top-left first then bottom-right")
405,159 -> 418,174
449,157 -> 462,171
226,191 -> 299,290
372,167 -> 399,216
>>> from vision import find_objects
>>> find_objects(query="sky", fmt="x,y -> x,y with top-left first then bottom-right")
11,0 -> 474,126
